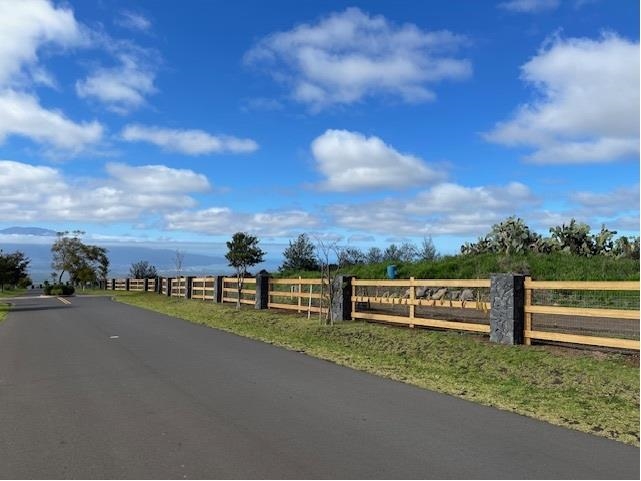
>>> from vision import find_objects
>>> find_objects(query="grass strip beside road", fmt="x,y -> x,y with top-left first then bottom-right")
111,291 -> 639,446
0,289 -> 26,323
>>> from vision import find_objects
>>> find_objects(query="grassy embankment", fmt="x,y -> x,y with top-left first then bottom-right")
278,252 -> 640,281
105,290 -> 639,446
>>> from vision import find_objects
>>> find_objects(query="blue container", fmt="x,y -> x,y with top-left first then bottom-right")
386,265 -> 397,279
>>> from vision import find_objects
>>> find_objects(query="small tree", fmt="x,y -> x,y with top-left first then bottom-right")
225,232 -> 265,309
129,260 -> 158,279
418,236 -> 438,261
365,247 -> 383,264
280,233 -> 319,272
338,247 -> 365,266
315,238 -> 344,326
398,242 -> 418,262
383,244 -> 402,262
173,250 -> 185,296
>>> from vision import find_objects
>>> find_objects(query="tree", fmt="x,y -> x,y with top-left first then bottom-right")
314,238 -> 344,326
365,247 -> 383,264
418,236 -> 438,261
129,260 -> 158,279
0,249 -> 31,291
280,233 -> 318,272
398,242 -> 418,262
383,244 -> 402,262
225,232 -> 265,309
51,231 -> 109,286
338,247 -> 365,266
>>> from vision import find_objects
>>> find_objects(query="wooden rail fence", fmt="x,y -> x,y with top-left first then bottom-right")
351,278 -> 491,333
105,275 -> 640,351
171,277 -> 187,298
191,277 -> 215,301
222,277 -> 256,305
268,277 -> 327,317
524,278 -> 640,350
129,278 -> 145,292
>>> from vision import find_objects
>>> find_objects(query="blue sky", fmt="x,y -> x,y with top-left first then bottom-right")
0,0 -> 639,259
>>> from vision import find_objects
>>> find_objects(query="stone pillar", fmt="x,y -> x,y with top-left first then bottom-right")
255,271 -> 270,310
490,274 -> 525,345
166,277 -> 173,297
331,275 -> 353,322
125,278 -> 130,291
214,275 -> 224,303
186,276 -> 195,299
110,278 -> 115,291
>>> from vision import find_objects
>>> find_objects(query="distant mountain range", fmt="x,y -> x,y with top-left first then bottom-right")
0,227 -> 58,236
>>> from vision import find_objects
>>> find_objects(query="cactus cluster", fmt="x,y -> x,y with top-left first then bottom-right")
461,216 -> 639,259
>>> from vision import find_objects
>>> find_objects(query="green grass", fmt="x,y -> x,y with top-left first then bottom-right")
0,288 -> 26,298
111,291 -> 639,446
0,288 -> 26,323
280,252 -> 640,281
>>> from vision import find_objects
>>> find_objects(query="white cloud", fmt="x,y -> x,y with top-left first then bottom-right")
245,7 -> 471,110
328,181 -> 539,236
105,163 -> 210,193
121,124 -> 259,155
76,48 -> 157,114
410,182 -> 536,214
570,185 -> 640,217
498,0 -> 560,13
0,160 -> 208,222
164,208 -> 318,237
485,33 -> 640,164
0,0 -> 85,88
311,129 -> 443,191
115,10 -> 151,32
0,1 -> 103,153
0,89 -> 103,152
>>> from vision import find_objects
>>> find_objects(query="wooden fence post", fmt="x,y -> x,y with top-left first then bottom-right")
409,277 -> 415,328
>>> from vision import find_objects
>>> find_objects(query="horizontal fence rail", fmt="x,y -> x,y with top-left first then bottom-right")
524,278 -> 640,350
352,277 -> 491,334
222,277 -> 256,305
268,277 -> 327,317
129,278 -> 145,292
191,277 -> 215,301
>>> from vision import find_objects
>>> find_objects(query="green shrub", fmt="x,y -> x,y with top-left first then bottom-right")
44,284 -> 75,296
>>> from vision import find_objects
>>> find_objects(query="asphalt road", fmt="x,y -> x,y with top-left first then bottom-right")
0,294 -> 638,479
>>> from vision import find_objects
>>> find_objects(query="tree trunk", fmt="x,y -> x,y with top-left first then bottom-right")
236,275 -> 244,309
